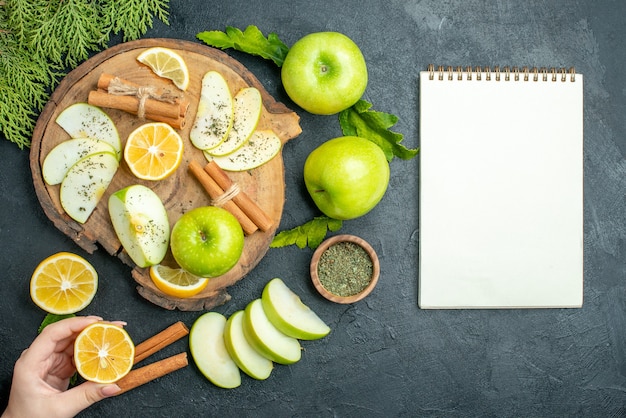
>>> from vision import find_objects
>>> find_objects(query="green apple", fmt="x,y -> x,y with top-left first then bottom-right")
303,136 -> 390,220
189,312 -> 241,389
204,130 -> 282,171
204,87 -> 262,157
170,206 -> 244,277
55,103 -> 121,159
43,137 -> 118,185
281,32 -> 367,115
261,278 -> 330,340
108,185 -> 170,268
224,310 -> 273,380
60,151 -> 118,224
242,298 -> 301,365
190,70 -> 234,151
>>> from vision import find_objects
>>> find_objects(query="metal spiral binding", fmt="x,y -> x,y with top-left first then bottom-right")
427,64 -> 576,82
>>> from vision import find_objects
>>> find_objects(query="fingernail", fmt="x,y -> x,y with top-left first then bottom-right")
101,384 -> 122,397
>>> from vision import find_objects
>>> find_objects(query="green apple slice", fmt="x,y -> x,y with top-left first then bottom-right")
189,312 -> 241,389
190,71 -> 234,151
42,137 -> 117,185
224,310 -> 273,380
242,298 -> 301,365
108,184 -> 169,268
261,278 -> 331,340
204,129 -> 282,171
205,87 -> 262,157
56,103 -> 121,159
60,151 -> 118,224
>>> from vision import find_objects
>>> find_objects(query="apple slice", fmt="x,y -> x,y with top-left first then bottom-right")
189,312 -> 241,389
56,103 -> 121,159
205,87 -> 262,157
224,310 -> 273,380
242,298 -> 301,365
60,151 -> 118,224
108,184 -> 169,268
204,130 -> 282,171
42,137 -> 117,185
261,278 -> 331,340
189,71 -> 234,151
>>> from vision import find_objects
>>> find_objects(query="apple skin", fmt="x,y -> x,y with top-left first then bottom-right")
170,206 -> 244,278
108,184 -> 169,268
223,310 -> 273,380
281,32 -> 367,115
303,136 -> 390,220
242,299 -> 302,365
189,312 -> 241,389
261,278 -> 330,340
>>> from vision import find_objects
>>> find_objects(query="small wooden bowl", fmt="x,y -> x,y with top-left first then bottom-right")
310,234 -> 380,304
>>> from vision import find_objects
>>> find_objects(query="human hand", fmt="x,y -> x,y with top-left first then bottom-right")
2,316 -> 122,418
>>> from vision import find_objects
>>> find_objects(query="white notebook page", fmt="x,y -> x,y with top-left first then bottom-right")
418,67 -> 583,309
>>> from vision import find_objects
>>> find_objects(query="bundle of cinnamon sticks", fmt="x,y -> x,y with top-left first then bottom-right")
88,73 -> 190,129
115,321 -> 190,395
189,160 -> 274,236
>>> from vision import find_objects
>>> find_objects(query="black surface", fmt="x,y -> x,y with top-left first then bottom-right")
2,0 -> 625,416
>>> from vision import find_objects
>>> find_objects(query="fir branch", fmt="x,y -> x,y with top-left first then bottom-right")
52,0 -> 104,67
102,0 -> 170,42
0,0 -> 170,148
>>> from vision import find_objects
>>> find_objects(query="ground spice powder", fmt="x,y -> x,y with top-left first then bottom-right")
317,241 -> 373,297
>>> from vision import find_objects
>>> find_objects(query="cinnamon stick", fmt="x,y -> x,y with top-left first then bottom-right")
189,160 -> 258,235
204,161 -> 274,232
88,91 -> 186,129
115,352 -> 188,395
133,321 -> 189,364
97,73 -> 190,118
88,90 -> 179,119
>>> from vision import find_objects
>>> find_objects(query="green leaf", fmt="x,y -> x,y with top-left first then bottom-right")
271,216 -> 343,249
197,25 -> 289,67
38,313 -> 76,333
339,99 -> 419,162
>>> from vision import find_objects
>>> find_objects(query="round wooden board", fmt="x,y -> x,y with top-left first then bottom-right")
29,38 -> 302,311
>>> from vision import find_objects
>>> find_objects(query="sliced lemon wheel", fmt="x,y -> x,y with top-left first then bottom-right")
30,252 -> 98,315
137,47 -> 190,91
74,322 -> 135,384
124,122 -> 184,180
149,264 -> 209,298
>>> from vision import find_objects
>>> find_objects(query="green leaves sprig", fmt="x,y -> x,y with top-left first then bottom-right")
197,26 -> 289,67
0,0 -> 170,148
270,217 -> 343,249
340,99 -> 418,162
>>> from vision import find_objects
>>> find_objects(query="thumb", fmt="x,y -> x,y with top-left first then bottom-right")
55,381 -> 121,416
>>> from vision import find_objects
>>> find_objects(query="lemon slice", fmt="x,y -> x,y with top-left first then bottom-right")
74,322 -> 135,384
149,265 -> 209,298
30,252 -> 98,315
137,47 -> 190,91
124,122 -> 184,180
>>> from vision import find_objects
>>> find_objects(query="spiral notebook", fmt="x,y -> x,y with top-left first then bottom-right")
418,65 -> 584,309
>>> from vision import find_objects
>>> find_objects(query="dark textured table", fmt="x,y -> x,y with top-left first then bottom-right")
2,1 -> 625,416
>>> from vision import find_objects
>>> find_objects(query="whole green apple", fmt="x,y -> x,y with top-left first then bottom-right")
281,32 -> 367,115
303,136 -> 390,220
170,206 -> 244,277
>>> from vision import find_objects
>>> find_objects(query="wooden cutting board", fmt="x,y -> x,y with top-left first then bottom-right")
30,38 -> 302,311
